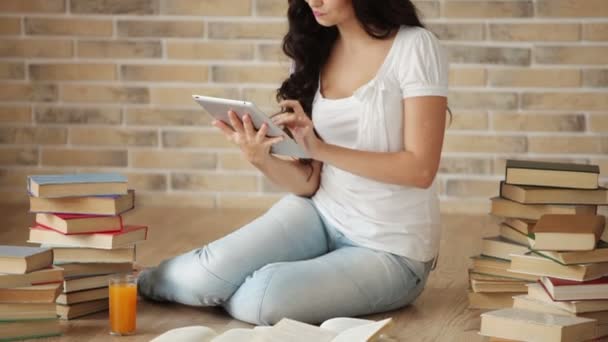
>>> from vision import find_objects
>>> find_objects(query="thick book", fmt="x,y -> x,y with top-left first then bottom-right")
505,159 -> 599,189
499,223 -> 531,247
513,295 -> 608,341
0,266 -> 63,289
481,236 -> 529,261
0,302 -> 57,321
35,213 -> 123,234
471,255 -> 539,282
529,214 -> 605,251
151,317 -> 394,342
0,246 -> 53,274
0,283 -> 62,304
480,308 -> 596,342
470,278 -> 528,293
63,274 -> 113,293
490,197 -> 597,221
52,246 -> 135,264
56,298 -> 108,320
500,181 -> 608,205
467,291 -> 516,310
29,189 -> 135,215
56,262 -> 132,278
56,287 -> 109,305
541,276 -> 608,301
0,318 -> 61,341
509,253 -> 608,282
513,295 -> 608,326
528,282 -> 608,314
28,173 -> 128,198
532,243 -> 608,265
28,225 -> 147,250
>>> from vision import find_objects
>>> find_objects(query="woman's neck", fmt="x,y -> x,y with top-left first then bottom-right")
335,18 -> 374,53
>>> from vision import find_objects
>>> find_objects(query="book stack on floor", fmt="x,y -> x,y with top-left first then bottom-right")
26,173 -> 147,320
474,160 -> 608,341
0,246 -> 64,340
467,226 -> 537,310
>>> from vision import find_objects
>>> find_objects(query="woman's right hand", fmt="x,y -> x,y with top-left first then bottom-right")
212,111 -> 284,167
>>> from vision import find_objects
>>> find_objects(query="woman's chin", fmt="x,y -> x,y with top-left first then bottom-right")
314,17 -> 335,27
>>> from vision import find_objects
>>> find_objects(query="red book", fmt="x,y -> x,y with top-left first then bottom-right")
540,276 -> 608,301
35,213 -> 123,235
28,225 -> 148,250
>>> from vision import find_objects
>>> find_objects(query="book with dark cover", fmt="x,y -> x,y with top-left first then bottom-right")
500,181 -> 608,205
505,159 -> 599,189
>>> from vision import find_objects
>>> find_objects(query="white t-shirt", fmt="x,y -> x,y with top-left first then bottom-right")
311,26 -> 449,262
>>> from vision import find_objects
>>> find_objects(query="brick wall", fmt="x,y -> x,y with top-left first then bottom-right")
0,0 -> 606,213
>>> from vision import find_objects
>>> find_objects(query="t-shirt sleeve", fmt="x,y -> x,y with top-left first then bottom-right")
398,29 -> 449,99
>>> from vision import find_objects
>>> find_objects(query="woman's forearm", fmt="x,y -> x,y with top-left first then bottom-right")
253,155 -> 321,197
314,143 -> 437,188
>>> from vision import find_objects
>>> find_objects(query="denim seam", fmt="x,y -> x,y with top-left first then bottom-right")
385,278 -> 425,309
257,265 -> 280,325
386,273 -> 417,307
197,259 -> 241,289
327,254 -> 375,312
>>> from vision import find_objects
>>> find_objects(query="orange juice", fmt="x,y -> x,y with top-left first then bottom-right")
109,275 -> 137,335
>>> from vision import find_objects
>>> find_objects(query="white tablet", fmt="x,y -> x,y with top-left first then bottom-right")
192,95 -> 310,159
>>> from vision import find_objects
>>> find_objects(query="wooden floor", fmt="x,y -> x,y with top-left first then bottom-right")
0,203 -> 499,341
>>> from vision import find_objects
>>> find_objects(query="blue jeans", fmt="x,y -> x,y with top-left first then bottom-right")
137,194 -> 432,325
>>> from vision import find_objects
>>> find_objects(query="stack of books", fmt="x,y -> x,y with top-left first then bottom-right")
473,160 -> 608,341
26,173 -> 147,320
468,225 -> 537,309
0,246 -> 64,340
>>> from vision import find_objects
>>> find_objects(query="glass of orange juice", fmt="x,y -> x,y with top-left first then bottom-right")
109,274 -> 137,336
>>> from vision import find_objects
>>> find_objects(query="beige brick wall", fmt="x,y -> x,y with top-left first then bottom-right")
0,0 -> 606,213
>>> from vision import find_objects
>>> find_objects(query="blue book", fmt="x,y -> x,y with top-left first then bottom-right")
28,173 -> 128,198
0,246 -> 53,274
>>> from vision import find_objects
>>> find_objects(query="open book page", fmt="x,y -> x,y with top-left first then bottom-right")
320,317 -> 378,333
254,317 -> 394,342
331,318 -> 393,342
211,328 -> 267,341
255,318 -> 337,342
150,326 -> 219,342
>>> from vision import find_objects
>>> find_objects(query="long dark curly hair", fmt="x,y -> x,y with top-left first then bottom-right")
276,0 -> 425,114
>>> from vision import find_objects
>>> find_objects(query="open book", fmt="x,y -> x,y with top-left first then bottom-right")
150,317 -> 396,342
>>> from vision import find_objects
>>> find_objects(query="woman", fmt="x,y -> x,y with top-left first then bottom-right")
138,0 -> 449,326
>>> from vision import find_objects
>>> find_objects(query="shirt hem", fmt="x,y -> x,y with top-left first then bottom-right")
402,87 -> 448,98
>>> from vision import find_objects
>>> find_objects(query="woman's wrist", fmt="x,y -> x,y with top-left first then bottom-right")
309,139 -> 327,161
250,153 -> 275,170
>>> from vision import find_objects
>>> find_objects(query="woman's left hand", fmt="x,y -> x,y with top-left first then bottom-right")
271,99 -> 324,159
